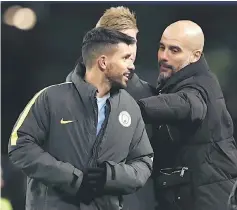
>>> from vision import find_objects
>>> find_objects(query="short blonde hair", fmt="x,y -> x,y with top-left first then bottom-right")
96,6 -> 138,31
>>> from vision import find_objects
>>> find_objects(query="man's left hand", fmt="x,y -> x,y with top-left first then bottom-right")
77,165 -> 107,205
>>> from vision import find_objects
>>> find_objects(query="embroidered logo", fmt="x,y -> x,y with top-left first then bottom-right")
118,111 -> 131,127
60,118 -> 75,124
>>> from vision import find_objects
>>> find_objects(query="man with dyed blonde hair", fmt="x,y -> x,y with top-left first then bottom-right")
96,6 -> 138,63
96,6 -> 138,31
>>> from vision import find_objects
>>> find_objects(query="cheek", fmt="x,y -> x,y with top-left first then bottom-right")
105,63 -> 115,77
170,55 -> 187,70
157,49 -> 166,62
177,56 -> 191,70
108,62 -> 124,76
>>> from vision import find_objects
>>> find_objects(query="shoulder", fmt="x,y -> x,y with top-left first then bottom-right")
29,82 -> 74,104
44,81 -> 73,93
118,89 -> 141,110
36,82 -> 74,97
119,89 -> 137,102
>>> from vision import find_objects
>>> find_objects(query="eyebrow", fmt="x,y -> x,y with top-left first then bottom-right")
160,42 -> 182,50
170,45 -> 182,51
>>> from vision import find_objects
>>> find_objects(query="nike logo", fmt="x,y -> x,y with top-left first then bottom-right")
60,118 -> 75,124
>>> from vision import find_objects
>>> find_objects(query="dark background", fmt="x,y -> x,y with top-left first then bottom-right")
1,2 -> 237,210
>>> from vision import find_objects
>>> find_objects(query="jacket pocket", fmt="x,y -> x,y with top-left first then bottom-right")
155,166 -> 191,189
155,167 -> 194,210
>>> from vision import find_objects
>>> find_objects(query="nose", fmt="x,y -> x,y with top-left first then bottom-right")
128,60 -> 135,71
130,53 -> 136,63
158,49 -> 168,62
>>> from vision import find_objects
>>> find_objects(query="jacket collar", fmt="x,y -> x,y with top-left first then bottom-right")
69,57 -> 98,99
157,55 -> 210,93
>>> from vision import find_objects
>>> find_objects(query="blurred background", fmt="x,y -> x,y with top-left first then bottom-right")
1,2 -> 237,209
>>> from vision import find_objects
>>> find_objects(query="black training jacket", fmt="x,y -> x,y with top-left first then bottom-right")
8,66 -> 153,210
136,56 -> 237,210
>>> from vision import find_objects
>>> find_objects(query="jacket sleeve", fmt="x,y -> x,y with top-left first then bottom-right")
138,87 -> 207,125
8,89 -> 83,195
125,73 -> 156,101
103,114 -> 154,195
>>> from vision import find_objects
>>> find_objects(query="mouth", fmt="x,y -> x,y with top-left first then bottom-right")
123,72 -> 131,80
159,61 -> 174,72
160,65 -> 169,71
160,64 -> 173,72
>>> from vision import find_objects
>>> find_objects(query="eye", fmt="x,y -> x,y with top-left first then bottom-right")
172,49 -> 178,53
123,54 -> 131,60
170,47 -> 181,54
159,45 -> 165,50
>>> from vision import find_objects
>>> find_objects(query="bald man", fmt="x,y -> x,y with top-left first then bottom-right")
157,20 -> 204,84
126,20 -> 237,210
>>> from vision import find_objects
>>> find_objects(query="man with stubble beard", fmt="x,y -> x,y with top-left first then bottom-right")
129,20 -> 237,210
66,6 -> 157,210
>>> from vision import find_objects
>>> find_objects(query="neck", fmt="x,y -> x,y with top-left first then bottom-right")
85,68 -> 111,98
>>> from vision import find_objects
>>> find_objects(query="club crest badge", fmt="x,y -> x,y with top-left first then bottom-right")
118,111 -> 131,127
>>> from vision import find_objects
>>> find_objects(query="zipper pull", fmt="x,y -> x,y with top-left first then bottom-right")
180,167 -> 188,177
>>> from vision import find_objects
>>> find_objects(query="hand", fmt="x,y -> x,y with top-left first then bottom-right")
77,166 -> 106,205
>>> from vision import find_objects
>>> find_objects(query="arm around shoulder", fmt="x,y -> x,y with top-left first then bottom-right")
138,87 -> 207,125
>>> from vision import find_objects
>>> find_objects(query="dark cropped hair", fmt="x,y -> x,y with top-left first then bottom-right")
82,27 -> 135,68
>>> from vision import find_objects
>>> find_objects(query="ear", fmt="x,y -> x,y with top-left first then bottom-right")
97,55 -> 107,71
190,50 -> 202,63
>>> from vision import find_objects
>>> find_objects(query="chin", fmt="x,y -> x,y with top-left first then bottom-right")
111,81 -> 126,90
157,72 -> 171,85
161,71 -> 172,78
119,83 -> 127,89
121,84 -> 127,89
118,79 -> 128,89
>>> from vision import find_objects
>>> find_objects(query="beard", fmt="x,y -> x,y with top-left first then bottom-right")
157,71 -> 172,85
105,63 -> 128,90
106,73 -> 126,91
110,78 -> 126,90
157,60 -> 176,86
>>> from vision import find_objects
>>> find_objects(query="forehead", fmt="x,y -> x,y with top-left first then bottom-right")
160,29 -> 190,50
160,35 -> 184,48
114,43 -> 131,53
108,43 -> 132,58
